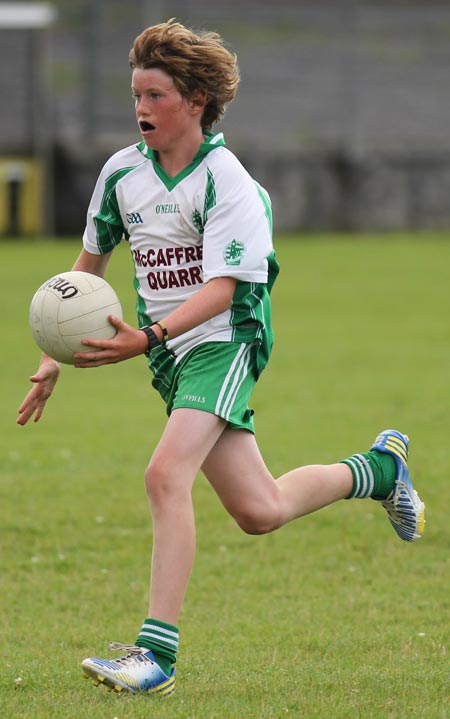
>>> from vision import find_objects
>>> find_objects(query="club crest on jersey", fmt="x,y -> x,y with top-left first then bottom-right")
224,239 -> 245,266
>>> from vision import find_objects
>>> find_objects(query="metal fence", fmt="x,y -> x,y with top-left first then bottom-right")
2,0 -> 450,232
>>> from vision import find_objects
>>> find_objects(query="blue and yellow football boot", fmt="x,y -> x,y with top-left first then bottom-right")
82,642 -> 175,696
371,429 -> 425,541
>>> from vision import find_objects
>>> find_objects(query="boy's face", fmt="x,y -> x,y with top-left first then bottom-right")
131,66 -> 202,152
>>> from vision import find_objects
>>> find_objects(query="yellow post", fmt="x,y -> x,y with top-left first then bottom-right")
0,158 -> 43,236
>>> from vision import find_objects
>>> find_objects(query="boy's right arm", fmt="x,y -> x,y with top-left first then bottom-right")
17,355 -> 61,425
17,249 -> 112,425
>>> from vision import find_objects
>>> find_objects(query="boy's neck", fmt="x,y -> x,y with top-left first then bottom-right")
156,131 -> 205,177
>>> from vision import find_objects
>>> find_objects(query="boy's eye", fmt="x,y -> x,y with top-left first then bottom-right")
131,91 -> 161,102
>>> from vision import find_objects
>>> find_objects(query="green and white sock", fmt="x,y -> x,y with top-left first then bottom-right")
135,618 -> 179,676
341,450 -> 396,500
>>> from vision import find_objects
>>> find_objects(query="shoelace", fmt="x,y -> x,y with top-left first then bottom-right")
109,642 -> 142,653
108,642 -> 151,664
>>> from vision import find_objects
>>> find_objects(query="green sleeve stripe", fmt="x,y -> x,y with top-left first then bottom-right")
203,168 -> 217,225
254,181 -> 273,235
94,165 -> 138,253
266,250 -> 280,293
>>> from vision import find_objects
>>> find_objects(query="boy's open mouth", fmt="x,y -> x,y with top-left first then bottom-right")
139,121 -> 155,132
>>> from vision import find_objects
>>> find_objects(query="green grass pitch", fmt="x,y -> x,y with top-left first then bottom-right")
1,234 -> 449,719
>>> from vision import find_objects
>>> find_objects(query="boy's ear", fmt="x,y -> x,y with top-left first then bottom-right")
189,89 -> 207,112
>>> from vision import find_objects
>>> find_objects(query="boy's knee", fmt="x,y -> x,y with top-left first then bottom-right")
144,457 -> 173,502
233,499 -> 282,535
144,456 -> 192,506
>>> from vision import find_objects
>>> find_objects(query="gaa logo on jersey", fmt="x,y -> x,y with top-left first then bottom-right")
224,239 -> 245,266
126,212 -> 144,224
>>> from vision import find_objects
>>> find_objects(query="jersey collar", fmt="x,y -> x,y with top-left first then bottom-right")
136,131 -> 226,191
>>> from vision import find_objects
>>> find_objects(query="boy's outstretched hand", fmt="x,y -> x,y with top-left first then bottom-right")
17,356 -> 61,425
17,317 -> 147,425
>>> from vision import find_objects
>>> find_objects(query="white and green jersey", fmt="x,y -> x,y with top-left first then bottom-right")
83,131 -> 279,363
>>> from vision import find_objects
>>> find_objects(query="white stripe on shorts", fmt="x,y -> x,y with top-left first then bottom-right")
215,343 -> 252,421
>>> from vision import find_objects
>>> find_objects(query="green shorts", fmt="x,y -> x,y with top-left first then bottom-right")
148,341 -> 261,432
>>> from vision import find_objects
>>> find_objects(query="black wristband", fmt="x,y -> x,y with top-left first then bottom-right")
140,326 -> 161,356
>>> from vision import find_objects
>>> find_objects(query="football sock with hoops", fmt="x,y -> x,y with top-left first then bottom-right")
341,451 -> 396,500
135,618 -> 179,676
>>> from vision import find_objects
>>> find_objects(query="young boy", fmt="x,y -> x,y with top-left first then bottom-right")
17,19 -> 425,697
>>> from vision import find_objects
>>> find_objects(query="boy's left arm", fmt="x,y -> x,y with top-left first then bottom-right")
157,276 -> 236,339
74,276 -> 236,368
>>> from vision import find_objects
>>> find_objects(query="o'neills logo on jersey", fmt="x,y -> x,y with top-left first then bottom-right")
155,203 -> 180,214
133,245 -> 203,291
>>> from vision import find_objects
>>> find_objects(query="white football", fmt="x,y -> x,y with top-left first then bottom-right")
29,271 -> 123,364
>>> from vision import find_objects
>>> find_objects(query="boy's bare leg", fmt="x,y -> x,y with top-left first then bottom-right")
202,427 -> 353,533
145,408 -> 227,623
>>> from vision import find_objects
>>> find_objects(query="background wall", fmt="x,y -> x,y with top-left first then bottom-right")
1,0 -> 450,233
